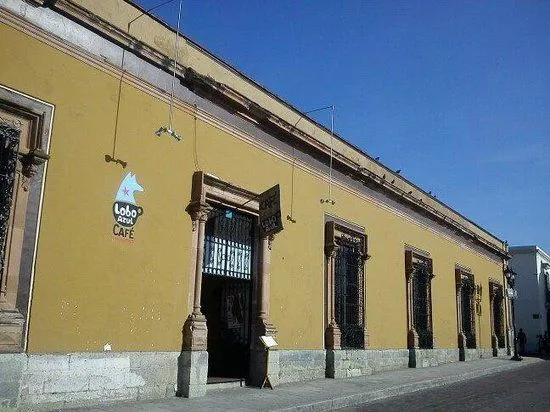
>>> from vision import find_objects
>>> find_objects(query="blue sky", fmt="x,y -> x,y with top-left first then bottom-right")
134,0 -> 550,252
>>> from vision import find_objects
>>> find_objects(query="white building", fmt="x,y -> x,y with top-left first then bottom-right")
509,246 -> 550,353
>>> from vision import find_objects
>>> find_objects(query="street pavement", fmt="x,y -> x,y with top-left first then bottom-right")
339,358 -> 550,411
67,356 -> 544,412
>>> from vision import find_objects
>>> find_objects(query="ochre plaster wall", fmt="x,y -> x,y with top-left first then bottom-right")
0,23 -> 503,354
68,0 -> 503,249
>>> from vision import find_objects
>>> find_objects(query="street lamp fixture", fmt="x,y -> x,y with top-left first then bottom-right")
504,266 -> 522,361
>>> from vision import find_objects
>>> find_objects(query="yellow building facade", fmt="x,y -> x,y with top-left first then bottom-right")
0,0 -> 511,408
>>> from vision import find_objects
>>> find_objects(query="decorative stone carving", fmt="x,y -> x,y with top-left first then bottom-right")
19,148 -> 49,191
324,221 -> 368,350
325,321 -> 341,350
0,88 -> 53,354
185,201 -> 211,232
182,313 -> 208,351
181,172 -> 279,393
408,328 -> 419,349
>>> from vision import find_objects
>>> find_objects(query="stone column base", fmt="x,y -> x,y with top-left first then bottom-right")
182,314 -> 208,351
457,333 -> 466,361
0,310 -> 25,352
491,334 -> 499,357
176,351 -> 208,398
407,329 -> 419,349
326,349 -> 350,378
325,323 -> 342,350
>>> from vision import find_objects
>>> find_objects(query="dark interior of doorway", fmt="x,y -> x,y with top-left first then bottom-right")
202,274 -> 252,382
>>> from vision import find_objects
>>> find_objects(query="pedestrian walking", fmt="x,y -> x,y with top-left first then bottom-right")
518,328 -> 527,355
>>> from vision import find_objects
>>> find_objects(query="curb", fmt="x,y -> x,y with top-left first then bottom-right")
277,359 -> 542,411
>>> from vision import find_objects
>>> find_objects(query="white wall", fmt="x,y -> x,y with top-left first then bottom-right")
510,246 -> 550,353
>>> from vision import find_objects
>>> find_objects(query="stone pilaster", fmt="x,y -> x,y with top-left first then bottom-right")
489,282 -> 498,356
249,235 -> 279,387
178,201 -> 211,398
455,272 -> 466,361
181,200 -> 211,351
324,239 -> 341,350
405,261 -> 418,350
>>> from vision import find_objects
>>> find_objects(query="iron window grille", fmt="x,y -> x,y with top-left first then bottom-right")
203,205 -> 254,280
334,232 -> 365,349
412,261 -> 433,349
405,250 -> 434,350
460,274 -> 477,349
0,122 -> 20,292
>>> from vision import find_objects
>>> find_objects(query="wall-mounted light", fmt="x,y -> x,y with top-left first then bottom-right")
104,154 -> 127,168
155,126 -> 181,141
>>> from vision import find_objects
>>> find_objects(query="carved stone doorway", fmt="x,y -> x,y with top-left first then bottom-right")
201,204 -> 255,381
178,172 -> 277,398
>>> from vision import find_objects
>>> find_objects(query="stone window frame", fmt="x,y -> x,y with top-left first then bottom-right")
0,84 -> 53,353
489,278 -> 505,351
324,218 -> 369,350
455,266 -> 476,352
405,246 -> 435,349
182,170 -> 276,351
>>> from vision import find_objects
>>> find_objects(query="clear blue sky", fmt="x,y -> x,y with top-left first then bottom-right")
134,0 -> 550,252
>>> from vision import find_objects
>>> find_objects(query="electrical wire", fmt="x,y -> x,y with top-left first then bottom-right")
168,0 -> 183,131
328,105 -> 334,202
193,103 -> 200,171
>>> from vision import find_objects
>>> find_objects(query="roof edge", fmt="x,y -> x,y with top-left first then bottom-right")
30,0 -> 507,257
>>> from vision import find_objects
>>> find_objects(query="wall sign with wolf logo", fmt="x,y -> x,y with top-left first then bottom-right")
112,172 -> 144,241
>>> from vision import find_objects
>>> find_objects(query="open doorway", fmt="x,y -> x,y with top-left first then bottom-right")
201,205 -> 255,381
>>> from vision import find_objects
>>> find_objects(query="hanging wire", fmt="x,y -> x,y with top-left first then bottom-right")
312,105 -> 335,205
153,0 -> 183,141
287,104 -> 335,222
127,0 -> 177,30
107,0 -> 178,168
168,0 -> 183,131
108,48 -> 128,168
328,105 -> 335,203
286,116 -> 303,224
193,103 -> 201,170
287,144 -> 297,223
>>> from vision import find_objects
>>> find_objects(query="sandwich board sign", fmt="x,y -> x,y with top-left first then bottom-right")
259,184 -> 283,237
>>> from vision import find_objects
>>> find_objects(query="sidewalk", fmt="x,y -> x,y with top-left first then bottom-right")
71,356 -> 543,412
